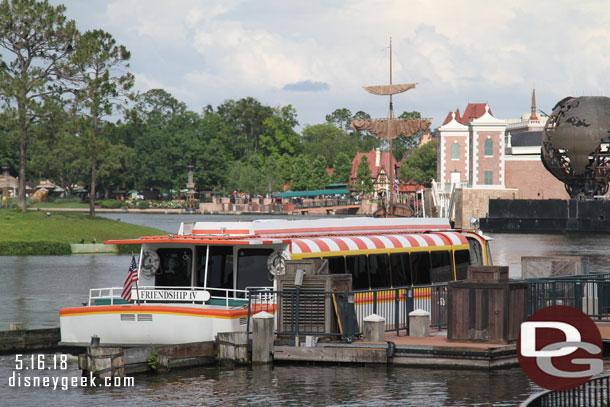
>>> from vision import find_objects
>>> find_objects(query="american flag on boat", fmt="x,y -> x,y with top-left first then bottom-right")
121,255 -> 139,302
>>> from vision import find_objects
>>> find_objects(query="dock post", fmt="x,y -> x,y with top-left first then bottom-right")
408,309 -> 430,337
363,314 -> 385,342
9,322 -> 24,331
252,311 -> 274,364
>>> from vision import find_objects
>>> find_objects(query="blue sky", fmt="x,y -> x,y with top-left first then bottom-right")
52,0 -> 610,129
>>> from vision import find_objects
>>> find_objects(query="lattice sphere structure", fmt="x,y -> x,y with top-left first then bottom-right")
541,96 -> 610,199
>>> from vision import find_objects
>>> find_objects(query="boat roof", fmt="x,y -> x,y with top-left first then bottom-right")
180,217 -> 452,236
105,217 -> 455,246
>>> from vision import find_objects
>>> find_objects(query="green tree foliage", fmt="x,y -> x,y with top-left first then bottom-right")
392,110 -> 423,161
290,155 -> 315,191
332,152 -> 353,184
311,155 -> 330,189
356,154 -> 373,195
260,105 -> 301,156
97,143 -> 136,198
67,28 -> 134,214
398,140 -> 438,186
325,108 -> 353,131
216,97 -> 273,159
0,0 -> 77,210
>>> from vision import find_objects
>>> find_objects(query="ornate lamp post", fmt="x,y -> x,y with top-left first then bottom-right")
186,164 -> 196,212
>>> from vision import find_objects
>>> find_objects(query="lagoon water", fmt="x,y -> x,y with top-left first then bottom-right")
2,213 -> 610,405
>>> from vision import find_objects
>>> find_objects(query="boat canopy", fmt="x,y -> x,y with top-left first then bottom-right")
291,231 -> 468,256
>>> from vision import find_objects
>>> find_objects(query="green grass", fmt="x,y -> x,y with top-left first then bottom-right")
30,201 -> 89,208
0,209 -> 166,255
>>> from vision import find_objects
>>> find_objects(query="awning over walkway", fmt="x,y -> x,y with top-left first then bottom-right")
273,188 -> 350,198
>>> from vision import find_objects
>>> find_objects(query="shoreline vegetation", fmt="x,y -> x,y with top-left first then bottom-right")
0,209 -> 166,256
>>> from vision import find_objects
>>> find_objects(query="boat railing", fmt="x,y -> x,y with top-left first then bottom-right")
88,285 -> 273,308
246,283 -> 449,342
527,272 -> 610,320
520,374 -> 610,406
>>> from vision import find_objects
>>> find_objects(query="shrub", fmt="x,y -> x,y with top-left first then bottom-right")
99,200 -> 123,209
0,240 -> 71,256
136,200 -> 150,210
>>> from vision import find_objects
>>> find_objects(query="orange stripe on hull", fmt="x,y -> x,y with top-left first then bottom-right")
60,304 -> 276,319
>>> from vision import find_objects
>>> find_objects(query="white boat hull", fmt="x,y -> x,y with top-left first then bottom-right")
60,304 -> 252,345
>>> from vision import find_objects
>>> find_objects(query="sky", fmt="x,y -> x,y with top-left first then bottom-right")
51,0 -> 610,129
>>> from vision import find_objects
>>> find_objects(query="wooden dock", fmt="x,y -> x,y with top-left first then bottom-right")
274,331 -> 517,369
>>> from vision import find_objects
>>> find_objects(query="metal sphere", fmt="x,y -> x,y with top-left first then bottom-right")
541,96 -> 610,199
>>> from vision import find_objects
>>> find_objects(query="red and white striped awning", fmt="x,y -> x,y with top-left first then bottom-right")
290,232 -> 468,256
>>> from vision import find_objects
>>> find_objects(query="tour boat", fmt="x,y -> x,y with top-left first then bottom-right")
59,217 -> 492,346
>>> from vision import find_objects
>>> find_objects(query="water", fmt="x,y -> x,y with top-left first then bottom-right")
4,213 -> 610,405
0,358 -> 536,407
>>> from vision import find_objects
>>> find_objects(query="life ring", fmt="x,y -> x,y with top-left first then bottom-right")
141,249 -> 160,278
267,251 -> 289,276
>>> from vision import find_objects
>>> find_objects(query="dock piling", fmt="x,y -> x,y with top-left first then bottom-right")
409,309 -> 430,337
252,311 -> 274,364
363,314 -> 385,342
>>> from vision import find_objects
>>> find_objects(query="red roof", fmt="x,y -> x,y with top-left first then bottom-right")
350,150 -> 400,181
442,108 -> 461,125
442,104 -> 492,126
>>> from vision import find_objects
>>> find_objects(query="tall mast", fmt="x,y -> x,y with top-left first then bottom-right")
388,37 -> 394,205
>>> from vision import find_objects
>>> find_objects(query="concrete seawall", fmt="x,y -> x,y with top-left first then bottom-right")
70,244 -> 119,254
0,328 -> 61,354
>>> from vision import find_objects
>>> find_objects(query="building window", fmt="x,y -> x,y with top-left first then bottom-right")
484,171 -> 493,185
484,138 -> 493,156
451,142 -> 459,160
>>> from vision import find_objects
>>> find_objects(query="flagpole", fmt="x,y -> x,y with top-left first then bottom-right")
135,252 -> 141,305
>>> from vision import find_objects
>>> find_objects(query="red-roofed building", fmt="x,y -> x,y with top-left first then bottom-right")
350,149 -> 401,195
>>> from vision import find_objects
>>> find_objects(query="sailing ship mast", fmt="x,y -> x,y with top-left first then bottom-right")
351,37 -> 431,214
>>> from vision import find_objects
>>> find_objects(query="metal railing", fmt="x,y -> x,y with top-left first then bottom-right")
88,285 -> 254,307
527,273 -> 610,320
293,198 -> 360,210
246,283 -> 449,342
521,375 -> 610,406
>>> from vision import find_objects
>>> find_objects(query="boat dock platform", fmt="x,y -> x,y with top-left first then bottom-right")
274,331 -> 517,369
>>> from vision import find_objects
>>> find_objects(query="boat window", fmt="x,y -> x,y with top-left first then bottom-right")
455,249 -> 470,280
411,252 -> 431,285
368,254 -> 391,288
345,255 -> 369,289
430,250 -> 452,283
327,256 -> 346,274
467,237 -> 483,266
390,253 -> 411,287
237,248 -> 274,291
198,246 -> 233,296
155,248 -> 192,287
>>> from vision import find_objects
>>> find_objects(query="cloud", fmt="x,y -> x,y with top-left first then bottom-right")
283,80 -> 330,92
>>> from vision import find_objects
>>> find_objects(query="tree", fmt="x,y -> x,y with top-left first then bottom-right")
0,0 -> 77,210
311,155 -> 330,189
68,29 -> 134,215
332,152 -> 353,184
325,108 -> 352,131
259,105 -> 301,156
356,155 -> 373,195
290,155 -> 314,191
393,111 -> 424,161
216,97 -> 273,159
398,140 -> 437,186
97,143 -> 136,198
